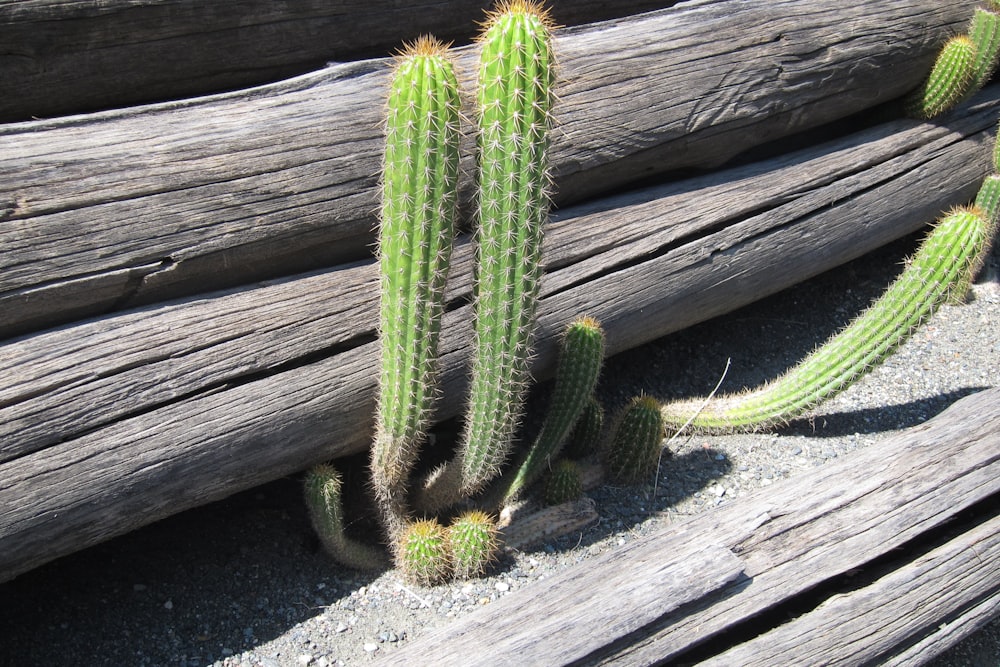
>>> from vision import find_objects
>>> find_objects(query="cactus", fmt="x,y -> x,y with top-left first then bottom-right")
447,510 -> 500,579
661,205 -> 996,433
562,396 -> 605,460
543,459 -> 584,506
967,7 -> 1000,96
304,464 -> 388,571
371,36 -> 462,538
905,35 -> 977,120
416,0 -> 556,512
975,174 -> 1000,226
397,518 -> 452,586
606,396 -> 666,485
500,316 -> 604,505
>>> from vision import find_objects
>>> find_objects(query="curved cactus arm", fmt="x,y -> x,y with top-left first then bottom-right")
416,0 -> 556,512
905,35 -> 977,120
501,316 -> 604,506
304,465 -> 389,571
662,206 -> 996,433
371,36 -> 461,538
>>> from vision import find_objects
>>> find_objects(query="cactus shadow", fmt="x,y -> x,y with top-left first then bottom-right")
776,386 -> 991,438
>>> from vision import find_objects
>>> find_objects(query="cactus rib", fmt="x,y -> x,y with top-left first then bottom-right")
661,206 -> 996,433
371,36 -> 461,538
417,0 -> 556,511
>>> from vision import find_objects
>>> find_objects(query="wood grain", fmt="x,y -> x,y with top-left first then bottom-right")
383,387 -> 1000,665
0,92 -> 996,583
0,0 -> 680,122
0,0 -> 974,338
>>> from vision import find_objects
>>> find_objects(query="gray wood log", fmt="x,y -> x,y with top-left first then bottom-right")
0,0 -> 974,339
0,0 -> 678,122
0,92 -> 996,583
382,386 -> 1000,665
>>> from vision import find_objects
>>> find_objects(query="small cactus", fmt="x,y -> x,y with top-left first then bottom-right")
447,510 -> 500,579
661,205 -> 997,433
562,396 -> 605,460
975,174 -> 1000,227
606,396 -> 666,485
502,316 -> 605,505
304,465 -> 388,572
416,0 -> 556,512
905,35 -> 977,119
397,518 -> 452,586
371,36 -> 462,538
543,459 -> 584,506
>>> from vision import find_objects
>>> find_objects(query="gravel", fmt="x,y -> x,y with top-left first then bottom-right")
1,230 -> 998,666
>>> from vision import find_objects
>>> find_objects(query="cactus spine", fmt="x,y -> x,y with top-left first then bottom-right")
371,36 -> 461,538
661,205 -> 996,433
905,35 -> 977,119
606,396 -> 666,485
502,316 -> 604,505
417,0 -> 556,512
447,510 -> 500,579
304,465 -> 388,571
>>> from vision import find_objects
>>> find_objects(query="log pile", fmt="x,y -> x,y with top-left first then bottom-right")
0,8 -> 996,657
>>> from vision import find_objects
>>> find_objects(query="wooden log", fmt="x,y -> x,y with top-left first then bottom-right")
702,513 -> 1000,666
0,0 -> 678,122
0,0 -> 973,339
382,387 -> 1000,665
0,92 -> 996,583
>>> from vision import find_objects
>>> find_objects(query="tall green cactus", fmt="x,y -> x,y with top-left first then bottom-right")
304,465 -> 388,571
661,205 -> 996,433
371,36 -> 461,538
501,316 -> 604,505
417,0 -> 556,512
905,35 -> 977,120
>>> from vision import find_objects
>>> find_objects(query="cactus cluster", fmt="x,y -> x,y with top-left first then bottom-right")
306,1 -> 1000,587
905,5 -> 1000,119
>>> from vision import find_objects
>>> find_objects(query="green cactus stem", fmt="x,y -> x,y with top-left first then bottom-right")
975,174 -> 1000,226
501,316 -> 605,505
562,396 -> 605,461
606,396 -> 666,485
905,35 -> 977,120
397,518 -> 452,586
662,205 -> 996,433
447,510 -> 500,579
416,0 -> 556,512
304,464 -> 389,572
371,36 -> 461,539
967,7 -> 1000,96
543,459 -> 584,506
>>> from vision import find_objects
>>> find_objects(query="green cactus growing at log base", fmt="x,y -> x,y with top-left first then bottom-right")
304,465 -> 389,572
606,396 -> 667,485
370,36 -> 461,540
448,510 -> 501,579
543,459 -> 584,506
660,205 -> 997,434
562,396 -> 605,461
416,0 -> 556,514
397,518 -> 452,586
500,316 -> 605,506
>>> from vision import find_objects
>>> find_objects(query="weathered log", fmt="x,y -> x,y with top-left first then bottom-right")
0,0 -> 679,122
0,0 -> 973,339
0,91 -> 996,583
383,386 -> 1000,665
